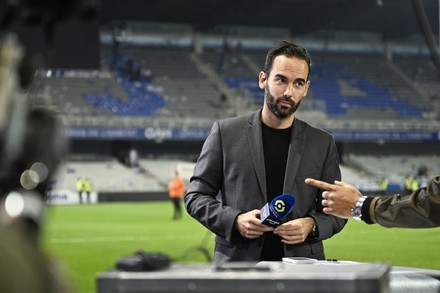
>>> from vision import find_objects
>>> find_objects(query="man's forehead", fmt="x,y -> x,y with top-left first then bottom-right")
271,55 -> 309,77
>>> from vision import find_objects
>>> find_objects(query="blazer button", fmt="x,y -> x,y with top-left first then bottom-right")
257,241 -> 263,247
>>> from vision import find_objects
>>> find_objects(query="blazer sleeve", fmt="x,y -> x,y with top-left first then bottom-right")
307,133 -> 347,240
368,176 -> 440,228
184,121 -> 242,242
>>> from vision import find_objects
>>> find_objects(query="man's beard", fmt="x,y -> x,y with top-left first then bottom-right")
264,86 -> 301,119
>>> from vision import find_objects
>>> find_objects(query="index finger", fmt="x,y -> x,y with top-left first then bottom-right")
304,178 -> 335,191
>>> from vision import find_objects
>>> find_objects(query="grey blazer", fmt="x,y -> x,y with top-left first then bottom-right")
185,110 -> 347,263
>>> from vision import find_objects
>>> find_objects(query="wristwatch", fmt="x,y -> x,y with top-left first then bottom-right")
351,196 -> 367,221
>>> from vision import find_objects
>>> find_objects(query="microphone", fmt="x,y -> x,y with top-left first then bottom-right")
260,194 -> 295,227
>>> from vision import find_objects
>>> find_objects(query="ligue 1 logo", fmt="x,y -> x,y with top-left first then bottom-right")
261,194 -> 295,227
274,200 -> 285,213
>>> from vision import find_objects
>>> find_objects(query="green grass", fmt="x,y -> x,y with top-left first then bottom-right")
41,202 -> 440,293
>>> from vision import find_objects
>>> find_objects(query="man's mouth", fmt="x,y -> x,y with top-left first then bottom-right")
279,99 -> 293,107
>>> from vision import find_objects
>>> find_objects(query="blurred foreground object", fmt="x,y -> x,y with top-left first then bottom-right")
0,1 -> 98,290
0,33 -> 70,293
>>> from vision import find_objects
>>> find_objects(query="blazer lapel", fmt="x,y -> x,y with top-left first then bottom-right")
283,118 -> 306,193
246,111 -> 267,201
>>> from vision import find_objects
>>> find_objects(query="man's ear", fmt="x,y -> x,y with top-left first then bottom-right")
303,80 -> 311,97
258,71 -> 267,89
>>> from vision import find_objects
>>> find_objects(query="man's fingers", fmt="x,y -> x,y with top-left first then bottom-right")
255,223 -> 275,232
249,209 -> 260,217
322,206 -> 333,214
322,191 -> 330,199
334,180 -> 348,187
322,198 -> 334,208
305,178 -> 334,191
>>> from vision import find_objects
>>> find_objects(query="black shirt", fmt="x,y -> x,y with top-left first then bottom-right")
260,122 -> 292,261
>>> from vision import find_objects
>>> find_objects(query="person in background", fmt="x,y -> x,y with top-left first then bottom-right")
76,177 -> 85,204
84,178 -> 93,204
411,177 -> 419,192
379,177 -> 388,195
404,176 -> 413,194
304,176 -> 440,228
168,171 -> 186,220
185,40 -> 346,264
128,148 -> 139,167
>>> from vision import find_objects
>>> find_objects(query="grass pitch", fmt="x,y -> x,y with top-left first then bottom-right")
41,202 -> 440,293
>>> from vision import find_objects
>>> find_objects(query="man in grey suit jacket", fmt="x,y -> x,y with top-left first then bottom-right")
185,41 -> 347,264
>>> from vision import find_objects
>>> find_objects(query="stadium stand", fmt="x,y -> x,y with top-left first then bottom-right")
50,158 -> 195,202
84,56 -> 166,117
113,46 -> 224,120
53,159 -> 163,193
393,54 -> 440,119
345,154 -> 440,190
32,23 -> 439,199
51,152 -> 438,196
339,165 -> 379,192
35,33 -> 440,130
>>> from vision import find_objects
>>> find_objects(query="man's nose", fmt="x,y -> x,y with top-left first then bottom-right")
284,83 -> 294,98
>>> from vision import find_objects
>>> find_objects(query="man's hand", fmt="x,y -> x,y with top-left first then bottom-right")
235,210 -> 274,239
274,217 -> 315,244
305,178 -> 363,218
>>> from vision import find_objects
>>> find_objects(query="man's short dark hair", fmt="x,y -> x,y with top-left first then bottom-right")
264,40 -> 312,81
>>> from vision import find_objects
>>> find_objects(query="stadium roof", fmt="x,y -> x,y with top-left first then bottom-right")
100,0 -> 439,41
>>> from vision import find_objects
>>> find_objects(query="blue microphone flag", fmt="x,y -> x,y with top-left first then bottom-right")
260,194 -> 295,227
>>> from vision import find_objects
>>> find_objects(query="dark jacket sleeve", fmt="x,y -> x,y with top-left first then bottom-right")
306,132 -> 347,240
184,121 -> 242,242
365,176 -> 440,228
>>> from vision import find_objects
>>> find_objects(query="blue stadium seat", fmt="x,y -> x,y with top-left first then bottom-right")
82,55 -> 166,117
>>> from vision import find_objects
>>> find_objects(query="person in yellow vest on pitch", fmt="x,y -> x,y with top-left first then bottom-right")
404,176 -> 413,194
77,177 -> 85,204
411,177 -> 419,192
379,178 -> 388,196
84,178 -> 93,204
167,171 -> 186,220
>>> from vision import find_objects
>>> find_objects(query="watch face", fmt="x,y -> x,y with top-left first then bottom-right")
352,197 -> 366,221
352,207 -> 362,219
